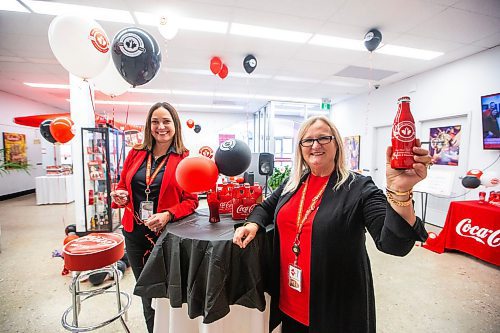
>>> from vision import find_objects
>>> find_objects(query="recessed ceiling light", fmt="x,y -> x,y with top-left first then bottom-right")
309,34 -> 365,51
136,12 -> 229,34
24,82 -> 69,89
230,23 -> 312,43
0,0 -> 29,13
274,76 -> 320,84
375,45 -> 443,60
23,0 -> 134,23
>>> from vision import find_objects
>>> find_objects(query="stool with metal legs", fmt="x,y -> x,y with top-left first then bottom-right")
61,233 -> 131,332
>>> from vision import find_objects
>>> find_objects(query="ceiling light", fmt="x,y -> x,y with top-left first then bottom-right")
375,45 -> 443,60
274,76 -> 320,84
23,0 -> 134,23
0,0 -> 29,13
24,82 -> 69,89
94,100 -> 152,106
176,104 -> 243,110
309,35 -> 365,51
178,17 -> 229,34
230,23 -> 312,43
128,88 -> 171,94
324,80 -> 364,88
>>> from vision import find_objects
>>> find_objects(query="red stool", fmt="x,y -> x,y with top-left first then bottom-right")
62,233 -> 131,332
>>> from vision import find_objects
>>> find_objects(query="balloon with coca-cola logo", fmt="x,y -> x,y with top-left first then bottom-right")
215,139 -> 251,176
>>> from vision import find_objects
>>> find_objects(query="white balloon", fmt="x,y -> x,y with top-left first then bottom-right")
48,15 -> 110,79
158,15 -> 179,40
480,171 -> 500,188
92,57 -> 131,97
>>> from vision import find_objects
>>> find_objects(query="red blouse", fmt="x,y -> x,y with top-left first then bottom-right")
276,174 -> 329,326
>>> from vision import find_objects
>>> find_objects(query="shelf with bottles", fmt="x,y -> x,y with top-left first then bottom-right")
81,127 -> 125,233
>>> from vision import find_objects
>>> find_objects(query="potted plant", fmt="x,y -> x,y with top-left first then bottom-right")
0,148 -> 30,175
268,165 -> 291,191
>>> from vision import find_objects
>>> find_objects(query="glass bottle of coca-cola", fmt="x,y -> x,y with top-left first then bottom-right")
391,96 -> 416,169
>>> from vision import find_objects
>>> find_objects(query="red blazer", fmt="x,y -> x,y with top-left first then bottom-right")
114,149 -> 198,232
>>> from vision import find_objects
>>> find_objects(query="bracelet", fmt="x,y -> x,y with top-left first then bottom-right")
386,191 -> 413,207
386,187 -> 413,196
243,222 -> 259,228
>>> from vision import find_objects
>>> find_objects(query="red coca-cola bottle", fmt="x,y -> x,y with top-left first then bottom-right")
207,190 -> 220,223
391,96 -> 416,169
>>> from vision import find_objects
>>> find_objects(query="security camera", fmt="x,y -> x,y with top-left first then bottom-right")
374,84 -> 380,90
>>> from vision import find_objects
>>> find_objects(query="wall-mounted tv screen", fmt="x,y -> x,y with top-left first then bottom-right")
481,93 -> 500,150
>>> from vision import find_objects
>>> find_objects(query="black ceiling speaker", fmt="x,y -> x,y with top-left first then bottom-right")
258,153 -> 274,176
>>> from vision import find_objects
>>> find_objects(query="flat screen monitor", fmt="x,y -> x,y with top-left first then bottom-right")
481,93 -> 500,150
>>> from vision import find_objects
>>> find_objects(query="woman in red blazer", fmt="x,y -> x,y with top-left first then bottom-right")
111,102 -> 198,333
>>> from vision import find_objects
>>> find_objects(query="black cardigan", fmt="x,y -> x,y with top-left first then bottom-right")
247,172 -> 428,333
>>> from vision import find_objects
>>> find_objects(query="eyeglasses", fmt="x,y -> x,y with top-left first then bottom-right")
299,135 -> 334,147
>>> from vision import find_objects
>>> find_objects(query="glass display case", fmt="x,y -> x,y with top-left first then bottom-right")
81,127 -> 125,232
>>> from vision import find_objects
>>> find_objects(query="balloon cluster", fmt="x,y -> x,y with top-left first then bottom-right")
175,139 -> 252,194
186,119 -> 201,133
462,169 -> 499,189
39,117 -> 75,144
48,15 -> 162,95
210,57 -> 228,79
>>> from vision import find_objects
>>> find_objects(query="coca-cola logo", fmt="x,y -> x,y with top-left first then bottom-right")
393,121 -> 415,142
220,201 -> 233,210
455,218 -> 500,247
235,204 -> 257,215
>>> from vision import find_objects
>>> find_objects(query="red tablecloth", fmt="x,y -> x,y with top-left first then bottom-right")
423,201 -> 500,266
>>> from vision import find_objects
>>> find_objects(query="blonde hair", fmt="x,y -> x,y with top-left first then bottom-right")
282,116 -> 352,194
134,102 -> 187,154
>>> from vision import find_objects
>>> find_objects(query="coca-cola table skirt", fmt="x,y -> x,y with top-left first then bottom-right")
423,201 -> 500,266
135,208 -> 274,332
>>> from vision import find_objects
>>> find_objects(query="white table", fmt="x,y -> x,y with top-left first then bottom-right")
152,294 -> 281,333
35,175 -> 75,205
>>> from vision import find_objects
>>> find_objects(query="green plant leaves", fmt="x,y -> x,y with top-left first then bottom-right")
268,165 -> 291,190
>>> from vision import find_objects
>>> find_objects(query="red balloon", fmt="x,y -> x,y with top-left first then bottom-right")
186,119 -> 195,128
176,157 -> 219,193
218,64 -> 228,79
63,234 -> 79,245
199,146 -> 214,159
50,117 -> 75,143
210,57 -> 223,75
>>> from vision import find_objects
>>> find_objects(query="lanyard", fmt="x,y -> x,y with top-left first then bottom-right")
145,153 -> 168,201
292,176 -> 328,265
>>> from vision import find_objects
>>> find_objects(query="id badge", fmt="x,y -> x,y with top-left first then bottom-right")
288,264 -> 302,292
140,201 -> 154,220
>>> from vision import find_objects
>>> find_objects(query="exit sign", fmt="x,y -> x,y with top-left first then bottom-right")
321,98 -> 332,110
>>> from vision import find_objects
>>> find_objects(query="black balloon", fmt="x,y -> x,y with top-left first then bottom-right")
215,139 -> 251,176
64,224 -> 76,236
194,124 -> 201,133
243,54 -> 257,74
111,27 -> 162,87
461,176 -> 481,189
39,119 -> 57,143
364,29 -> 382,52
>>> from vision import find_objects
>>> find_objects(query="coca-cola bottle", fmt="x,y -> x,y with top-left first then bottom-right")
207,190 -> 220,223
391,96 -> 416,169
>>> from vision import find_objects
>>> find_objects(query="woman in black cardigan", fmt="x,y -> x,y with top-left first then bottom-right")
233,116 -> 429,333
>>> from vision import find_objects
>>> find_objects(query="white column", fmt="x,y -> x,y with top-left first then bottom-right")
69,74 -> 95,233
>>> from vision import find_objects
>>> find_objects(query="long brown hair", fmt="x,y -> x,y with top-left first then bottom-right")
283,116 -> 352,194
134,102 -> 187,154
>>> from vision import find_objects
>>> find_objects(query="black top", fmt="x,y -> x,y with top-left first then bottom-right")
131,146 -> 175,217
134,209 -> 274,324
248,172 -> 428,333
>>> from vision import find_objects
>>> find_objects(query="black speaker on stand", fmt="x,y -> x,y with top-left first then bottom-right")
258,153 -> 274,197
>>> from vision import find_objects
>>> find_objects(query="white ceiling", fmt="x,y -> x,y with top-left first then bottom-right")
0,0 -> 499,117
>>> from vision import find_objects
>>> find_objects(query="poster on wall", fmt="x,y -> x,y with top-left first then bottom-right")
429,125 -> 461,166
124,128 -> 144,147
219,134 -> 235,145
2,132 -> 28,169
343,135 -> 360,170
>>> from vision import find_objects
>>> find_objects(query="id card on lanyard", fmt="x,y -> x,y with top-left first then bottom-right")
140,153 -> 167,220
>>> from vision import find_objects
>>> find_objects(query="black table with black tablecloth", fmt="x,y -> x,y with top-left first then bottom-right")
134,208 -> 274,325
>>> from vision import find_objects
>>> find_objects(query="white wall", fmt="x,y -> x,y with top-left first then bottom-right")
332,46 -> 500,226
123,110 -> 249,156
0,91 -> 67,196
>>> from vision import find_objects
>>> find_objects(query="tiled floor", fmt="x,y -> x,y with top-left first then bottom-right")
0,194 -> 499,332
